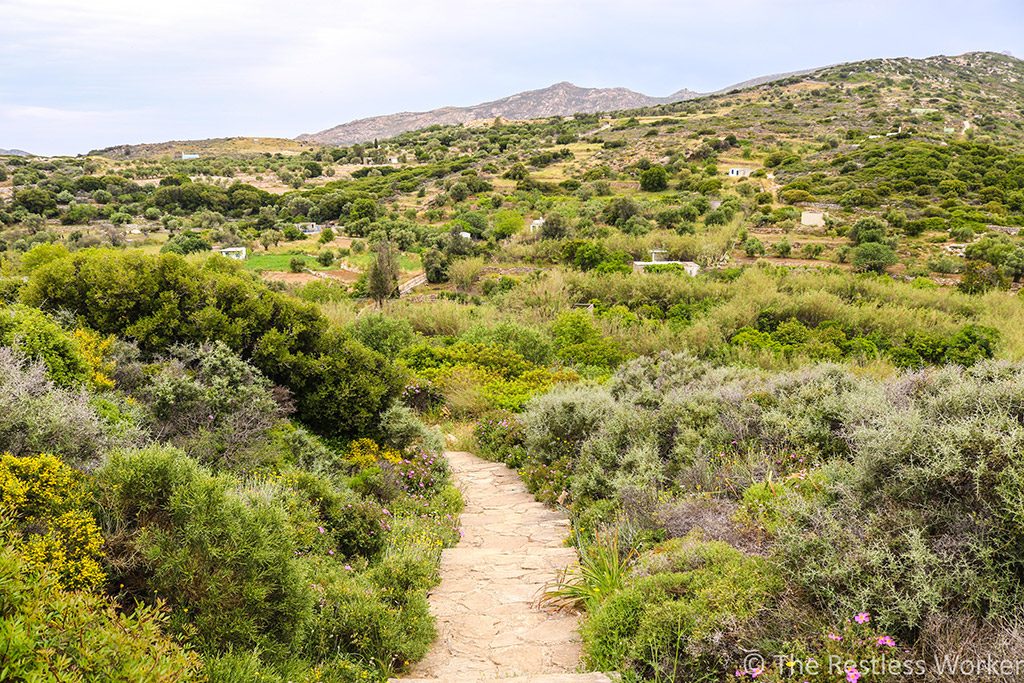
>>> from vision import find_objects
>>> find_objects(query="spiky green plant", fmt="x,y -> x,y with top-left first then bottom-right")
541,531 -> 637,612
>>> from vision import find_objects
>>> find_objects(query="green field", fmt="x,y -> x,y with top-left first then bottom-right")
243,251 -> 326,271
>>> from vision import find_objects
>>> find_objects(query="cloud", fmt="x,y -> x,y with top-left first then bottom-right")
1,0 -> 1021,154
0,104 -> 147,124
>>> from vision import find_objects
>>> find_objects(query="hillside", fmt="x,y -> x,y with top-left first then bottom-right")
301,51 -> 1024,147
295,67 -> 831,147
89,136 -> 318,160
0,148 -> 32,157
8,49 -> 1024,683
296,81 -> 699,145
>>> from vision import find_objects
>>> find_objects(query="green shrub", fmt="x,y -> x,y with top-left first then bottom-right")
0,545 -> 201,681
161,230 -> 211,255
852,242 -> 898,273
474,411 -> 527,467
550,310 -> 624,370
461,321 -> 553,365
0,349 -> 108,466
521,384 -> 614,502
583,535 -> 782,679
0,305 -> 89,386
141,342 -> 281,470
22,250 -> 402,438
94,447 -> 315,659
303,564 -> 434,674
351,314 -> 416,357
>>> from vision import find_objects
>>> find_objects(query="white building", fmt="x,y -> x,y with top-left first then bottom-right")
632,250 -> 700,276
300,222 -> 322,235
801,211 -> 826,227
216,247 -> 247,260
180,153 -> 200,160
728,168 -> 753,178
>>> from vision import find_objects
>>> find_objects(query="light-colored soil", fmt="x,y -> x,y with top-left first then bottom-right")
259,271 -> 319,284
324,268 -> 361,282
398,451 -> 610,683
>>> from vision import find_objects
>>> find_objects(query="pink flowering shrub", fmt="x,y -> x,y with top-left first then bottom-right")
741,612 -> 908,683
475,410 -> 527,467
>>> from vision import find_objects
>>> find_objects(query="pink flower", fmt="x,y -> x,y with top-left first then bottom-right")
846,666 -> 861,683
854,612 -> 871,624
344,564 -> 352,571
328,549 -> 335,556
877,635 -> 896,647
317,526 -> 325,534
827,633 -> 843,641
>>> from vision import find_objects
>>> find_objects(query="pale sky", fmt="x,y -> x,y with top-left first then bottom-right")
1,0 -> 1022,156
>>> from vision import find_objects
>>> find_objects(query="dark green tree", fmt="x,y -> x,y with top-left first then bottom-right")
367,241 -> 400,306
852,242 -> 898,273
639,166 -> 669,192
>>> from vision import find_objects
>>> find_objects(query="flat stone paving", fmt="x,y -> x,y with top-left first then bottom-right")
396,451 -> 611,683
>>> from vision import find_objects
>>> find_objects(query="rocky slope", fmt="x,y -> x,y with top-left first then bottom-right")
297,81 -> 701,146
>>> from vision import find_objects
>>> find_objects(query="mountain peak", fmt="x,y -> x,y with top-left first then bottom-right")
298,81 -> 685,145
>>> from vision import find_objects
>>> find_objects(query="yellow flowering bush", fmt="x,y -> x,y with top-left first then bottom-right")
346,438 -> 403,469
73,327 -> 117,390
20,509 -> 106,590
0,452 -> 106,591
0,451 -> 78,517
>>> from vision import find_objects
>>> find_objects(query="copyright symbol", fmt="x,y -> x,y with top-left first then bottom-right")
742,652 -> 765,672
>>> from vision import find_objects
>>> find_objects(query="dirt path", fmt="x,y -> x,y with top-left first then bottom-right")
398,451 -> 610,683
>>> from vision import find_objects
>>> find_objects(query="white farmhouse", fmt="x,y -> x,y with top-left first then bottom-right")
801,211 -> 826,227
728,168 -> 753,178
632,250 -> 700,276
216,247 -> 247,260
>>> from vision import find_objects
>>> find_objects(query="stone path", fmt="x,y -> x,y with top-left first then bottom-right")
396,451 -> 611,683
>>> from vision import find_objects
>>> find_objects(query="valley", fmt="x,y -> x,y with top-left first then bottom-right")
3,49 -> 1024,683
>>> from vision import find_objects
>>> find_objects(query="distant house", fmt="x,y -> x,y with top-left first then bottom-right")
180,153 -> 200,160
801,211 -> 826,228
727,168 -> 753,178
300,222 -> 322,235
216,247 -> 247,260
633,250 -> 700,276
